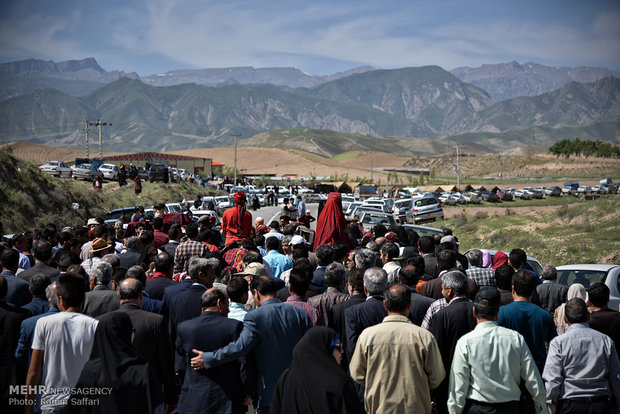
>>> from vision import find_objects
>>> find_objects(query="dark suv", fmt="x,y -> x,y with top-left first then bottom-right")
149,164 -> 169,183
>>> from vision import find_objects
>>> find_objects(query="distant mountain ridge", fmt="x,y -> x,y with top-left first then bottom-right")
451,61 -> 620,101
0,68 -> 617,153
142,65 -> 379,88
0,57 -> 139,83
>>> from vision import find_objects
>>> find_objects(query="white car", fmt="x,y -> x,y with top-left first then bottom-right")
178,169 -> 190,181
557,264 -> 620,310
214,195 -> 234,213
39,161 -> 72,178
98,164 -> 119,180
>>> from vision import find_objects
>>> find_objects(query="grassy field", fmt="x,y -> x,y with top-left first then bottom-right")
444,196 -> 620,266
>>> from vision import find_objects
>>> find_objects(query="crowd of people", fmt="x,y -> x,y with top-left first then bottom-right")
0,191 -> 619,414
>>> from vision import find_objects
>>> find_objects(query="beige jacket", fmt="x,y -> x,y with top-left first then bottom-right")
350,314 -> 445,414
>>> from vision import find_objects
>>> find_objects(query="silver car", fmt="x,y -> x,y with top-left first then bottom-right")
405,197 -> 444,224
72,163 -> 103,180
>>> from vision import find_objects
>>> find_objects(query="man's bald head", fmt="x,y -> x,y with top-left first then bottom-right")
118,277 -> 143,303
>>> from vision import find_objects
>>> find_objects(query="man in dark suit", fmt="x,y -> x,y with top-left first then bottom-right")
14,283 -> 58,382
1,247 -> 31,307
421,250 -> 476,300
161,276 -> 192,316
115,278 -> 177,413
428,270 -> 476,414
534,265 -> 568,315
20,275 -> 50,317
118,236 -> 142,269
309,244 -> 334,294
0,275 -> 28,412
191,276 -> 312,414
15,240 -> 60,283
588,282 -> 620,356
332,268 -> 365,367
161,225 -> 181,258
145,252 -> 176,300
398,260 -> 434,326
82,261 -> 119,317
169,256 -> 217,375
419,236 -> 439,279
344,267 -> 389,361
177,288 -> 255,414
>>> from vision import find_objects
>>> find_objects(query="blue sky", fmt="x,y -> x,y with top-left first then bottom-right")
1,0 -> 618,76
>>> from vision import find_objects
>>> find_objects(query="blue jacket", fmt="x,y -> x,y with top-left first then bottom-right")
14,307 -> 60,370
203,298 -> 312,411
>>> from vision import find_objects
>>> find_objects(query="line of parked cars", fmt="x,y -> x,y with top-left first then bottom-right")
39,160 -> 192,182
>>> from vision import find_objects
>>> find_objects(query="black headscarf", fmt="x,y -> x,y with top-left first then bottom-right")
270,327 -> 364,414
65,312 -> 163,413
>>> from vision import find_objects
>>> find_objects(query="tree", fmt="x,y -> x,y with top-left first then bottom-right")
418,172 -> 425,186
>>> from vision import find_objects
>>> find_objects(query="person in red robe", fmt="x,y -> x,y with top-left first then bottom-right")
221,191 -> 253,246
313,192 -> 350,252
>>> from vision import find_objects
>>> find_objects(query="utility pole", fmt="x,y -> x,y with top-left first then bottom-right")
499,153 -> 503,182
370,151 -> 374,182
89,120 -> 111,161
455,145 -> 461,190
230,132 -> 241,184
84,119 -> 90,158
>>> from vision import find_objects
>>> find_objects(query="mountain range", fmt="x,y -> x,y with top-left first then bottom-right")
0,57 -> 618,154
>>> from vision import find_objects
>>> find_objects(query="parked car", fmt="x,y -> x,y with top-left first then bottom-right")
577,185 -> 593,194
214,195 -> 233,213
349,205 -> 385,220
72,163 -> 103,180
479,190 -> 500,203
358,211 -> 397,233
104,207 -> 138,226
137,166 -> 148,180
464,249 -> 543,276
401,223 -> 443,238
39,161 -> 72,178
98,164 -> 120,180
439,193 -> 458,206
523,187 -> 544,199
405,197 -> 444,224
149,164 -> 169,182
513,189 -> 533,200
191,210 -> 222,231
165,203 -> 184,213
178,169 -> 191,181
392,199 -> 413,222
556,265 -> 620,310
462,192 -> 481,204
496,189 -> 513,201
544,186 -> 562,197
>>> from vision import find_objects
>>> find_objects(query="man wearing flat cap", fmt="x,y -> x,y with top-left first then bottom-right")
448,286 -> 546,414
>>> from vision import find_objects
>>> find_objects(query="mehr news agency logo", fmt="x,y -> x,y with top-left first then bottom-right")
9,385 -> 113,406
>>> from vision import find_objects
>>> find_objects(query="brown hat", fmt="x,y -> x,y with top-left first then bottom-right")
90,237 -> 112,253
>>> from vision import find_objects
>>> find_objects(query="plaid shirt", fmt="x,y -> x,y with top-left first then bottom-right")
286,295 -> 321,326
466,266 -> 495,288
80,256 -> 102,277
421,297 -> 447,330
173,239 -> 207,273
